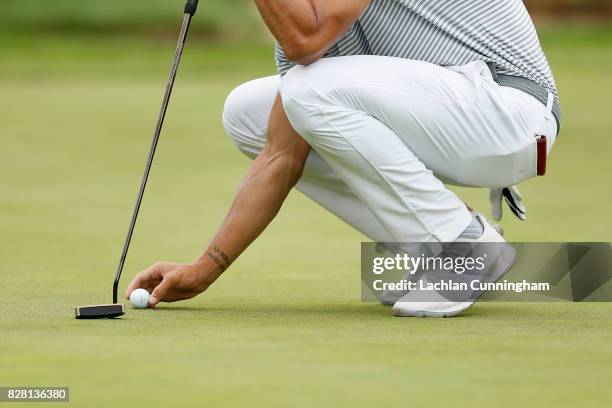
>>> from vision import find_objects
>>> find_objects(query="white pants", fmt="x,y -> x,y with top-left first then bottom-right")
222,56 -> 557,242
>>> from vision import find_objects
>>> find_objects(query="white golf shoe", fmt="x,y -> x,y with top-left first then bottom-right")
391,213 -> 517,318
379,221 -> 505,306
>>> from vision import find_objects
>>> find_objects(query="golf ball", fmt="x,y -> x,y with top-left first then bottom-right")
129,288 -> 150,309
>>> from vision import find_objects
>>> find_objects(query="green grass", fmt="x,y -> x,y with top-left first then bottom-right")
1,25 -> 612,407
0,0 -> 264,39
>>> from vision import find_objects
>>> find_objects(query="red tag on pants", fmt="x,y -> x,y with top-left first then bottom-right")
537,135 -> 547,176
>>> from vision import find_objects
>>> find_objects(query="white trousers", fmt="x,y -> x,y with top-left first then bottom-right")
222,56 -> 557,242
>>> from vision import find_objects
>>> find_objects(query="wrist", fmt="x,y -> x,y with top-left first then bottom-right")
196,245 -> 231,274
192,257 -> 211,274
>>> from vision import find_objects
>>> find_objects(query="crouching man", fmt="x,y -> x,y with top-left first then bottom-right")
127,0 -> 561,317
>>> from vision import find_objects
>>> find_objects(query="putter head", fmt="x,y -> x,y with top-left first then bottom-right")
75,304 -> 125,319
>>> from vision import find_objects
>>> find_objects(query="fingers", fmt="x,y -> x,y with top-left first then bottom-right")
489,188 -> 503,221
125,262 -> 165,300
502,187 -> 527,221
490,187 -> 527,222
149,277 -> 200,307
148,276 -> 175,307
508,185 -> 523,201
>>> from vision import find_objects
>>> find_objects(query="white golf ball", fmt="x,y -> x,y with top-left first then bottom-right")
129,288 -> 150,309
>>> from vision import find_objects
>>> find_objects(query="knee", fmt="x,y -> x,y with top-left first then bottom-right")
222,80 -> 269,158
279,66 -> 326,139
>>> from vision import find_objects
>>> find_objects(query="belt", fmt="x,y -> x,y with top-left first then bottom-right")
487,62 -> 562,134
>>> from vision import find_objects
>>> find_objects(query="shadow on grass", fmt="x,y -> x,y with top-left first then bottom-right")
149,301 -> 528,320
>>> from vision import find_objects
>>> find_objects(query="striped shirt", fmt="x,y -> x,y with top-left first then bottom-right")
275,0 -> 559,97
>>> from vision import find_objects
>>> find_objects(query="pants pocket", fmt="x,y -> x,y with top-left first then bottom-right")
445,138 -> 538,188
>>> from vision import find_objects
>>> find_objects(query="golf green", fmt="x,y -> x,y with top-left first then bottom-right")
1,27 -> 611,407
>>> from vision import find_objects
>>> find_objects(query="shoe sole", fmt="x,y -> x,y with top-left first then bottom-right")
392,244 -> 518,318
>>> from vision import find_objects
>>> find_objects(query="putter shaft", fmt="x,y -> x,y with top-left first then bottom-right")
112,11 -> 195,304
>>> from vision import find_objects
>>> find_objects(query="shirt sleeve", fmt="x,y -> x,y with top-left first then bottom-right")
275,42 -> 296,77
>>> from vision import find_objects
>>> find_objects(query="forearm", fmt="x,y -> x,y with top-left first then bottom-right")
197,149 -> 302,273
195,95 -> 310,283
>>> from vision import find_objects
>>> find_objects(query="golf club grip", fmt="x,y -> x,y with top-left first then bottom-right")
184,0 -> 199,16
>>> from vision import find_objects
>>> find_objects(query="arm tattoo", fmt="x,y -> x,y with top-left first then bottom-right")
207,246 -> 231,273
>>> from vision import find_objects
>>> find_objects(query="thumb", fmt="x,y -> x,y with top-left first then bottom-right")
149,276 -> 175,308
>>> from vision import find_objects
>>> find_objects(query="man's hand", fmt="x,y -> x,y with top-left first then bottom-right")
489,186 -> 527,221
126,261 -> 214,307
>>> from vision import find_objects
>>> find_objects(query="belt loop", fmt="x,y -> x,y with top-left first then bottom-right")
545,91 -> 554,121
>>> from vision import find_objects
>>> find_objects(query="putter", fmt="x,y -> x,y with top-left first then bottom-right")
75,0 -> 200,319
